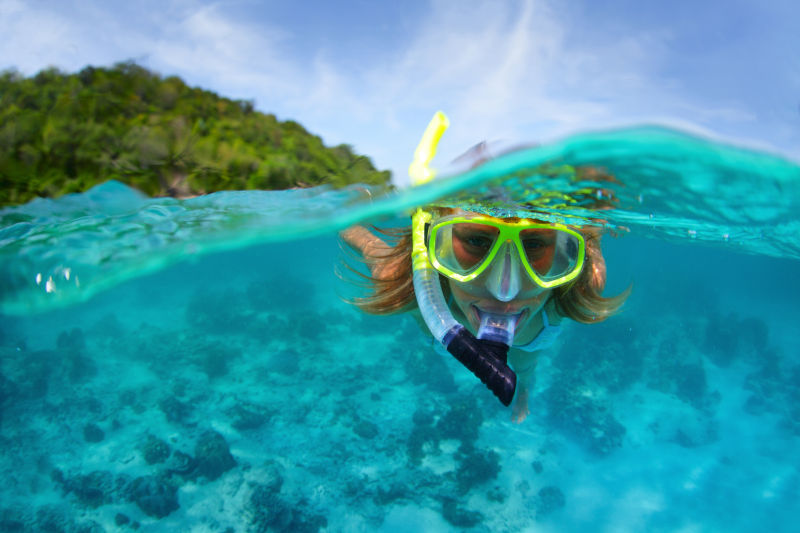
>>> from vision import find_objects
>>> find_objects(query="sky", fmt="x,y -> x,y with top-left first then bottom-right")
2,0 -> 799,186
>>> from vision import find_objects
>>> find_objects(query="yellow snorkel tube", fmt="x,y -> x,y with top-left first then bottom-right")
410,112 -> 517,407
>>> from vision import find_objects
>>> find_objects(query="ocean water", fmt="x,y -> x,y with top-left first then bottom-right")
1,126 -> 799,532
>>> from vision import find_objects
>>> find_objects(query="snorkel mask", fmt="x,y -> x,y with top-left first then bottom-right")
409,113 -> 586,406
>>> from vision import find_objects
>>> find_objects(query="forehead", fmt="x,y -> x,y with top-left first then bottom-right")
451,208 -> 546,225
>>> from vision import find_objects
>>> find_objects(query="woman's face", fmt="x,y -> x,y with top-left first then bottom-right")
438,209 -> 555,344
447,269 -> 551,345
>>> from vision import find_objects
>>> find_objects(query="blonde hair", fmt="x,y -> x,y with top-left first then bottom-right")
341,221 -> 629,323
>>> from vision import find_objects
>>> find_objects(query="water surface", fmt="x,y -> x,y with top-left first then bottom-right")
1,126 -> 799,532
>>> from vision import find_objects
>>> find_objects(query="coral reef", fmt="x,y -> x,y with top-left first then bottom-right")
555,320 -> 643,394
543,375 -> 626,456
193,430 -> 236,481
648,336 -> 717,412
455,447 -> 501,495
126,475 -> 180,518
435,396 -> 484,445
82,423 -> 105,443
163,450 -> 199,479
248,463 -> 327,533
1,241 -> 795,532
351,416 -> 380,439
403,344 -> 459,395
158,396 -> 194,425
227,403 -> 272,431
440,497 -> 484,529
34,504 -> 104,533
114,513 -> 131,526
704,313 -> 769,367
535,485 -> 566,518
140,435 -> 171,465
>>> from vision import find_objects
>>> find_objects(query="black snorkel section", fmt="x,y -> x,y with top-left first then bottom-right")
411,209 -> 517,406
443,326 -> 516,406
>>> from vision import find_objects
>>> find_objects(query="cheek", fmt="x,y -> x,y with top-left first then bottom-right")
447,281 -> 476,315
447,282 -> 482,331
448,277 -> 480,298
524,289 -> 550,307
448,281 -> 469,306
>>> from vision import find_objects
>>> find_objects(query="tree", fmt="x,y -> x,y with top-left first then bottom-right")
0,63 -> 392,206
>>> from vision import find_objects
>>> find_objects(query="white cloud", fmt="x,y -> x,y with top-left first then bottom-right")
2,0 -> 794,184
0,1 -> 84,72
281,0 -> 687,183
0,0 -> 24,17
149,4 -> 295,99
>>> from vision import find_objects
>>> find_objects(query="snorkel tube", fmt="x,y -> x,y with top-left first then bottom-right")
409,112 -> 517,406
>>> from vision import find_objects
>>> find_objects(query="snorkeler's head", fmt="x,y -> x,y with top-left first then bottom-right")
425,211 -> 585,293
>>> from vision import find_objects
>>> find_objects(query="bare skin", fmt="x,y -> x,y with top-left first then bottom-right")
340,225 -> 561,423
340,226 -> 402,280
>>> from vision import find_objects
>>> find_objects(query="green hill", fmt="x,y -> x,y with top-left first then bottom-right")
0,62 -> 391,207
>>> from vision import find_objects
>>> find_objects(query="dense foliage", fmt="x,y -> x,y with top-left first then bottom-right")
0,62 -> 391,206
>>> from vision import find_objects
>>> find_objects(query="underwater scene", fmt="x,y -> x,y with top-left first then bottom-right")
1,127 -> 800,532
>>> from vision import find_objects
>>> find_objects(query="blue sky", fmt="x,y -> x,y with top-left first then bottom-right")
2,0 -> 799,185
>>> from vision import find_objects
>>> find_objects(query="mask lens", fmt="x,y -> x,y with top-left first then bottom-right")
433,222 -> 499,276
521,228 -> 581,281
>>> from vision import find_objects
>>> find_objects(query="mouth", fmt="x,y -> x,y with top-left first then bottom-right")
471,305 -> 527,329
471,305 -> 525,345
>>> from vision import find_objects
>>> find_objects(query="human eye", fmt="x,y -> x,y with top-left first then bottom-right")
452,224 -> 497,254
522,237 -> 546,250
521,232 -> 555,259
466,234 -> 493,249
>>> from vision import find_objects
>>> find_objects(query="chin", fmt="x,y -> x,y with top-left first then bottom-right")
512,314 -> 536,344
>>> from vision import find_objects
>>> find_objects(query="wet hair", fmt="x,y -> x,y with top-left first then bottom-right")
340,218 -> 629,324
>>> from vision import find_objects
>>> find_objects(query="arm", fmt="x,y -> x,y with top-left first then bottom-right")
340,225 -> 401,280
508,348 -> 537,424
340,225 -> 386,255
507,297 -> 562,423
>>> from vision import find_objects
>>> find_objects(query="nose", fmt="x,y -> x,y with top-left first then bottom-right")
485,241 -> 521,302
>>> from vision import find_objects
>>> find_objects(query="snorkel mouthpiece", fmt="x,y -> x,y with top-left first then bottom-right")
477,310 -> 518,346
409,112 -> 517,407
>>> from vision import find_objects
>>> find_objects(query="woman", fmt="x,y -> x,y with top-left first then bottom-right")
341,204 -> 628,423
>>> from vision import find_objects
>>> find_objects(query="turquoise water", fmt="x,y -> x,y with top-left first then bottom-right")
1,126 -> 799,531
